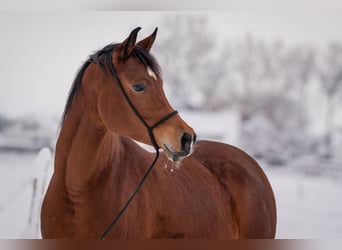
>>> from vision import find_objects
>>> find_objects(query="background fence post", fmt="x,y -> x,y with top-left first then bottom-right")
24,147 -> 52,238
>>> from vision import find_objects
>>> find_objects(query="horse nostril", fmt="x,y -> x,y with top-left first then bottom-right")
181,132 -> 192,153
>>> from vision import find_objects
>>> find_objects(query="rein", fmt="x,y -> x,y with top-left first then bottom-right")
98,50 -> 178,239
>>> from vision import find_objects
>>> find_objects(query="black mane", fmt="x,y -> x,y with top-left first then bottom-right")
61,43 -> 161,124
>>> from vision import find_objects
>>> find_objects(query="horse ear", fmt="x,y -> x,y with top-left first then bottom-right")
136,27 -> 158,52
119,27 -> 141,60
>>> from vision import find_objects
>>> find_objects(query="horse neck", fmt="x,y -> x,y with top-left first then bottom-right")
55,94 -> 120,194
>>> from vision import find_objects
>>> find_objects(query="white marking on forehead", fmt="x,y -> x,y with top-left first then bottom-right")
147,66 -> 157,81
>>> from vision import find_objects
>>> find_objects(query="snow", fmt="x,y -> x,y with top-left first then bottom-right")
266,167 -> 342,238
0,148 -> 52,239
0,111 -> 341,239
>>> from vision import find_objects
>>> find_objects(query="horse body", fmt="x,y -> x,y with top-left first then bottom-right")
41,27 -> 276,239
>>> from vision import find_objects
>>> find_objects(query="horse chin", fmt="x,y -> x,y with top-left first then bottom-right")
162,143 -> 189,163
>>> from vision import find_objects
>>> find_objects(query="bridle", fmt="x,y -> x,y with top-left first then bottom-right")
98,49 -> 178,239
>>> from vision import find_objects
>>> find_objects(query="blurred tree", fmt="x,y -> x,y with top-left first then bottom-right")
284,45 -> 316,129
154,15 -> 226,110
0,113 -> 13,131
317,43 -> 342,157
230,36 -> 316,160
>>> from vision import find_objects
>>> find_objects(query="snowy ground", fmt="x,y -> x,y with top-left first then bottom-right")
0,151 -> 37,238
0,111 -> 341,239
0,149 -> 52,239
265,166 -> 342,238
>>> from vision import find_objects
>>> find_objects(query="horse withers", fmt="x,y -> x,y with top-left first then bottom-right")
41,27 -> 276,239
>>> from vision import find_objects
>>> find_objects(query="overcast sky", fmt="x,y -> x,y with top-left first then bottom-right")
0,8 -> 342,118
1,0 -> 342,11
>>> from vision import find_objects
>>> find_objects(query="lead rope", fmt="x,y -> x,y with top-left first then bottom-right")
99,53 -> 178,239
99,150 -> 159,239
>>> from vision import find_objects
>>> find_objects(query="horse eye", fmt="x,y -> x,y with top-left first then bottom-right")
132,83 -> 146,92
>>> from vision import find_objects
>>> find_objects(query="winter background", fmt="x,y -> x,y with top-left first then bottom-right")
0,9 -> 342,239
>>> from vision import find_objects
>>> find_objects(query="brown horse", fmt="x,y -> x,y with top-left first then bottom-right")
41,27 -> 276,239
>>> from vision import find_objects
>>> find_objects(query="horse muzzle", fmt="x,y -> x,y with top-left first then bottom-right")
162,132 -> 197,162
